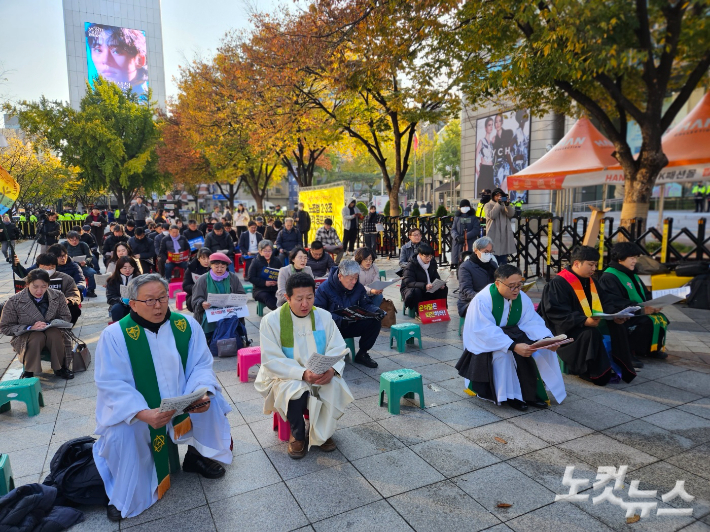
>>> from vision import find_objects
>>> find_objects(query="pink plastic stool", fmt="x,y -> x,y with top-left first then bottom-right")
175,291 -> 187,310
168,282 -> 182,298
534,303 -> 540,311
233,253 -> 242,274
273,412 -> 290,441
237,346 -> 261,383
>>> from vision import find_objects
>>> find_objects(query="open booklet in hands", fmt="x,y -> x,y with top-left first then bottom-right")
306,350 -> 347,375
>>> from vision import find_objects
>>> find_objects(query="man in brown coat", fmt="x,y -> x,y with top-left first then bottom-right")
483,188 -> 517,265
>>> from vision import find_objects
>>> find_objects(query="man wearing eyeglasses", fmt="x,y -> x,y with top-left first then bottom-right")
93,274 -> 233,522
456,264 -> 567,411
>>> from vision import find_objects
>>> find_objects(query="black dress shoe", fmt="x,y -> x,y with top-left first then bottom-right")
354,353 -> 378,368
20,371 -> 34,379
526,400 -> 549,409
631,356 -> 644,369
85,290 -> 98,298
507,399 -> 528,411
183,450 -> 226,479
106,504 -> 122,522
54,367 -> 74,380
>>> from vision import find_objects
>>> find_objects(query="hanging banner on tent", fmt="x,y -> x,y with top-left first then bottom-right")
299,183 -> 345,245
0,164 -> 20,216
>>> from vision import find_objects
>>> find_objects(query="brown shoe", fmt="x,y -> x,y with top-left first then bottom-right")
319,437 -> 337,452
288,436 -> 307,459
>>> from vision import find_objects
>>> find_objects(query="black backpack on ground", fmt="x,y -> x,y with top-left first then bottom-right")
42,437 -> 109,507
687,273 -> 710,310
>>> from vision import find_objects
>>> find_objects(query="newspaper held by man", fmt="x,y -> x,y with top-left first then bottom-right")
306,350 -> 347,375
207,293 -> 249,308
158,387 -> 209,417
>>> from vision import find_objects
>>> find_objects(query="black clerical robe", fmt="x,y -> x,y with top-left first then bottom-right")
539,268 -> 636,386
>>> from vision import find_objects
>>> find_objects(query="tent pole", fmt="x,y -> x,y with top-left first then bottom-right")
657,184 -> 665,230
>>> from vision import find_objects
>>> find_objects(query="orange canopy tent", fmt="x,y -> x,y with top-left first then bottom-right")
507,118 -> 622,191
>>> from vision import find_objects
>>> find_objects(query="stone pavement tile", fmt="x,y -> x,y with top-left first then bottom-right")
410,433 -> 500,478
589,390 -> 671,418
50,414 -> 98,445
230,421 -> 263,457
642,409 -> 710,446
264,443 -> 348,481
436,378 -> 474,399
481,525 -> 513,531
559,376 -> 617,399
0,422 -> 54,452
387,352 -> 441,369
216,368 -> 250,388
557,434 -> 658,472
292,528 -> 316,532
334,421 -> 405,461
352,396 -> 397,421
506,501 -> 613,532
312,499 -> 413,532
631,461 -> 710,519
67,505 -> 117,532
235,397 -> 271,424
461,421 -> 549,460
225,406 -> 246,428
335,404 -> 374,429
345,375 -> 382,400
508,409 -> 594,445
7,445 -> 48,478
56,396 -> 96,422
388,480 -> 500,532
666,443 -> 710,481
552,398 -> 635,431
60,382 -> 98,402
679,522 -> 710,531
678,398 -> 710,421
353,356 -> 404,378
418,344 -> 465,362
37,387 -> 64,406
508,446 -> 597,495
64,368 -> 96,387
285,463 -> 382,522
211,357 -> 238,374
602,419 -> 698,460
211,482 -> 309,532
426,399 -> 503,431
377,407 -> 456,446
352,447 -> 445,498
123,505 -> 215,531
415,362 -> 462,384
248,416 -> 287,449
404,382 -> 466,408
657,371 -> 710,397
625,381 -> 702,408
14,473 -> 41,486
0,403 -> 59,432
223,382 -> 263,403
200,449 -> 281,503
121,472 -> 208,528
453,463 -> 555,521
633,361 -> 689,381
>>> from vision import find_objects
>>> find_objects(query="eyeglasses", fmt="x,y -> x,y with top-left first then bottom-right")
133,295 -> 169,306
497,280 -> 524,291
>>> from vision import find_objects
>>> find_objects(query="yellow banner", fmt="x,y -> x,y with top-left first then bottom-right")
0,164 -> 20,216
299,185 -> 344,245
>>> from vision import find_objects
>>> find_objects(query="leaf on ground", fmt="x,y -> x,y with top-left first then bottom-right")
497,503 -> 513,508
626,515 -> 640,524
494,437 -> 508,444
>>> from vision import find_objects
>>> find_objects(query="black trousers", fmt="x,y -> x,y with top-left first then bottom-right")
254,290 -> 278,311
287,391 -> 309,441
339,318 -> 382,356
696,198 -> 704,213
364,233 -> 378,254
403,286 -> 449,311
343,228 -> 357,252
68,302 -> 81,325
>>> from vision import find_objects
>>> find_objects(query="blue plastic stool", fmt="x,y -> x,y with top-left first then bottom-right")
379,369 -> 425,414
390,323 -> 422,353
401,300 -> 416,318
0,454 -> 14,497
0,378 -> 44,417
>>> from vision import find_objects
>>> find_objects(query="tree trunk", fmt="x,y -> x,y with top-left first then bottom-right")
388,188 -> 400,217
618,147 -> 667,232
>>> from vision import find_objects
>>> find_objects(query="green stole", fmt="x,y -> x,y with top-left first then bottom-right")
605,267 -> 668,351
119,313 -> 193,499
203,274 -> 228,333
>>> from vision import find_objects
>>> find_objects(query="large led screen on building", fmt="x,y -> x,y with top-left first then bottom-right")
85,23 -> 149,97
474,109 -> 531,202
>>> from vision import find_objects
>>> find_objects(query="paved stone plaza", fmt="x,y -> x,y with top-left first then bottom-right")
1,240 -> 709,531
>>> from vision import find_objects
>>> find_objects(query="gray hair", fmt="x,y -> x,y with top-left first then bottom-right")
473,236 -> 494,251
338,259 -> 360,277
127,273 -> 168,300
258,239 -> 273,251
169,224 -> 179,231
284,217 -> 294,224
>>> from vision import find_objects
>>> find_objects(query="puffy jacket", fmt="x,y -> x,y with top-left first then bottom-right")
0,483 -> 83,531
102,234 -> 128,256
0,221 -> 19,241
307,251 -> 335,278
457,255 -> 496,316
57,258 -> 86,288
204,231 -> 235,259
247,254 -> 283,297
401,255 -> 441,295
158,235 -> 190,261
275,227 -> 301,253
128,235 -> 155,260
314,265 -> 379,326
450,211 -> 481,265
37,219 -> 61,246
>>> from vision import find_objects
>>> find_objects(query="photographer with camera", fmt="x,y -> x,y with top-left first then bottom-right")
483,188 -> 516,265
37,211 -> 62,254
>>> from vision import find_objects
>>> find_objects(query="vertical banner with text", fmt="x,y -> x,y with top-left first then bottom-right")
299,183 -> 345,245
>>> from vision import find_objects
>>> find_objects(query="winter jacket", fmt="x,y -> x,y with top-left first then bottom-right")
450,210 -> 481,265
0,221 -> 19,241
153,232 -> 167,255
182,260 -> 210,296
233,209 -> 250,227
398,240 -> 423,270
314,265 -> 379,326
85,214 -> 107,245
14,266 -> 81,307
457,255 -> 497,316
362,212 -> 382,234
191,272 -> 245,325
341,205 -> 358,231
37,220 -> 61,246
80,233 -> 98,252
61,241 -> 92,267
358,264 -> 379,293
102,234 -> 128,256
158,235 -> 190,261
484,200 -> 517,256
294,209 -> 311,233
57,258 -> 86,288
401,254 -> 441,296
306,251 -> 335,277
204,231 -> 235,260
105,274 -> 133,306
275,227 -> 301,253
0,483 -> 83,531
127,235 -> 155,260
263,226 -> 279,243
128,203 -> 151,222
238,230 -> 263,255
182,228 -> 204,243
247,254 -> 283,297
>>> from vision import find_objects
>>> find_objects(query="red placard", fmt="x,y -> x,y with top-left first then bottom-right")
167,251 -> 190,263
417,299 -> 450,324
314,277 -> 327,288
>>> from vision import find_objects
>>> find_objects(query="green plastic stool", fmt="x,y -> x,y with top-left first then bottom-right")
390,323 -> 422,353
401,300 -> 416,318
379,270 -> 386,281
558,356 -> 569,375
344,338 -> 356,362
243,282 -> 253,295
0,454 -> 14,497
379,369 -> 425,414
458,316 -> 464,337
257,301 -> 265,317
0,378 -> 44,417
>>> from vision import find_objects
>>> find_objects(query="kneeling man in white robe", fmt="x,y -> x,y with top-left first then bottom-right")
455,264 -> 566,411
93,274 -> 233,521
256,272 -> 354,459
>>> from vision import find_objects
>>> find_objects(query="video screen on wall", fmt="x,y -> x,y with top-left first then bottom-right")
85,23 -> 149,98
474,110 -> 531,203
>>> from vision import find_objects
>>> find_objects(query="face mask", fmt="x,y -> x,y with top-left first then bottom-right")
44,268 -> 56,276
121,297 -> 130,305
479,253 -> 494,263
481,195 -> 491,203
460,206 -> 470,213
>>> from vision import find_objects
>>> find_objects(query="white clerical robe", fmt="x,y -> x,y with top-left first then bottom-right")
93,315 -> 233,518
463,286 -> 566,405
255,307 -> 354,447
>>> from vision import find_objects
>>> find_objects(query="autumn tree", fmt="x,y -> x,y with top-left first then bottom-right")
455,0 -> 710,227
7,78 -> 168,208
434,119 -> 461,183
